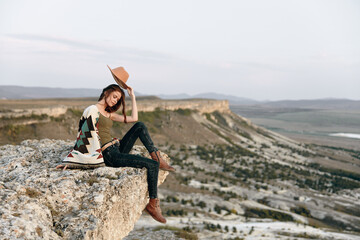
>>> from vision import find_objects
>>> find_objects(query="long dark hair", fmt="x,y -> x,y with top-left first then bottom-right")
98,84 -> 127,123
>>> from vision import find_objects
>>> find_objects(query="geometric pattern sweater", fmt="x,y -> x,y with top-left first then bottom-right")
62,105 -> 104,168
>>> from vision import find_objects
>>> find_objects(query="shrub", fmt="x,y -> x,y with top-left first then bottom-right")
197,201 -> 207,209
244,208 -> 294,222
175,108 -> 193,116
290,206 -> 311,217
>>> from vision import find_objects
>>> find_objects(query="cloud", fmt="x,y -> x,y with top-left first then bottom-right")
1,34 -> 176,63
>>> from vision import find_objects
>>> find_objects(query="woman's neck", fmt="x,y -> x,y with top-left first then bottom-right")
96,100 -> 107,111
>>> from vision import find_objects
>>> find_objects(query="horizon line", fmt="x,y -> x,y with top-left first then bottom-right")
0,84 -> 359,102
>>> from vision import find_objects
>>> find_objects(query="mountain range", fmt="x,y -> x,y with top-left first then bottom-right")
1,85 -> 359,109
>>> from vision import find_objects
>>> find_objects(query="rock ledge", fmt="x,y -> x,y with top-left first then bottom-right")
0,139 -> 169,239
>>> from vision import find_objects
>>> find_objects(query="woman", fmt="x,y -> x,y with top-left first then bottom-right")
57,66 -> 175,224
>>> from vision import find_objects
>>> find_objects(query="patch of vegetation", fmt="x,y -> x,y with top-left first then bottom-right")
230,114 -> 250,127
175,175 -> 192,185
255,127 -> 274,139
331,176 -> 360,192
138,107 -> 166,124
314,144 -> 360,160
296,175 -> 360,193
214,204 -> 231,215
167,154 -> 183,167
166,195 -> 179,203
292,232 -> 320,239
190,146 -> 360,193
212,188 -> 242,201
196,144 -> 257,161
175,108 -> 194,116
244,208 -> 294,222
212,111 -> 228,127
204,113 -> 213,122
290,206 -> 311,217
202,123 -> 235,145
257,197 -> 270,206
308,163 -> 360,182
274,142 -> 314,157
278,232 -> 320,239
0,113 -> 48,121
196,201 -> 207,209
181,198 -> 194,206
317,215 -> 360,232
204,222 -> 223,232
153,226 -> 198,240
67,108 -> 83,118
50,115 -> 65,122
261,143 -> 270,148
3,124 -> 27,138
333,203 -> 360,217
165,209 -> 188,217
237,130 -> 252,140
226,237 -> 244,240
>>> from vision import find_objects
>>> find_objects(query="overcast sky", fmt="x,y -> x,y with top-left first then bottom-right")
0,0 -> 359,100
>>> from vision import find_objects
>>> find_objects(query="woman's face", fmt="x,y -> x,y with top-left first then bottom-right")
105,90 -> 122,107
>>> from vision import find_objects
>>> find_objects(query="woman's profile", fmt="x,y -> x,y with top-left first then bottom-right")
56,65 -> 175,223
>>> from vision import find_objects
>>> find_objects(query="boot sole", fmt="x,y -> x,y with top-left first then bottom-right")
145,208 -> 167,224
160,168 -> 175,172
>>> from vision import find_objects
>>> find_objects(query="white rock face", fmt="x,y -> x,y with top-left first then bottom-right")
0,139 -> 169,239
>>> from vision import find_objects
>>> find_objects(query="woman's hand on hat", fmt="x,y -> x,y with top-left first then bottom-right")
56,164 -> 69,171
127,86 -> 135,98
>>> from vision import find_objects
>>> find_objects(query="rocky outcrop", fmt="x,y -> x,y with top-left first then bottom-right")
0,106 -> 68,119
0,98 -> 230,119
135,99 -> 230,113
0,139 -> 169,239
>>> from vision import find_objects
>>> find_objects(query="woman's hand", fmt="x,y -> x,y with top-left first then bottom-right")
56,164 -> 69,170
127,86 -> 135,98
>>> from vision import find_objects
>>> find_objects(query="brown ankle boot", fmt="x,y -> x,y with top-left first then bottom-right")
145,198 -> 166,223
150,151 -> 175,172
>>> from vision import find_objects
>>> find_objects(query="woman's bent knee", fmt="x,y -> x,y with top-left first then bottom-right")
134,121 -> 146,129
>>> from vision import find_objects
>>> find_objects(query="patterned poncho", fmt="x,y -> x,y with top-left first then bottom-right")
62,105 -> 105,168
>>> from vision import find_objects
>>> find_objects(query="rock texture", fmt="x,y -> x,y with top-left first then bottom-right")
0,139 -> 169,239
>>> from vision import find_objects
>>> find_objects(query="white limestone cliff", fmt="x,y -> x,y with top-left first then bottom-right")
0,139 -> 169,239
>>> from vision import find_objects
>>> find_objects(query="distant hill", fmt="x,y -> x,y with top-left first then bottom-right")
248,98 -> 360,110
158,92 -> 259,105
0,85 -> 259,104
0,85 -> 146,99
1,86 -> 359,110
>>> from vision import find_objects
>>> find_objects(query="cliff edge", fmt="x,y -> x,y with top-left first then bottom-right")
0,139 -> 170,239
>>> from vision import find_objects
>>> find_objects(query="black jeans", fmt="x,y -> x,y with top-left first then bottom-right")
102,122 -> 159,199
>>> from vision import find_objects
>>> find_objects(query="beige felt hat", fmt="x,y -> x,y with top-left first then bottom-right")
107,65 -> 129,89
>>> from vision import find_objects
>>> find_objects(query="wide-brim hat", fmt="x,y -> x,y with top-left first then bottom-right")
107,65 -> 129,89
